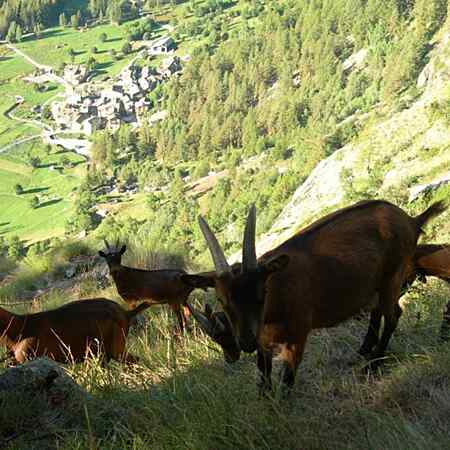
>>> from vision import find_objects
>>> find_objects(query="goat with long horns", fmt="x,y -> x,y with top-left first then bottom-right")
186,242 -> 450,369
181,200 -> 446,394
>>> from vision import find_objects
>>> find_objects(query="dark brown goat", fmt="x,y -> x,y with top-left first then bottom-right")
99,241 -> 196,333
187,302 -> 240,363
188,243 -> 450,366
0,299 -> 151,364
182,200 -> 446,392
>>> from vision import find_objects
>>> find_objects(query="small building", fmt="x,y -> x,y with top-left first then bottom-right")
64,65 -> 89,85
147,36 -> 175,55
158,56 -> 182,78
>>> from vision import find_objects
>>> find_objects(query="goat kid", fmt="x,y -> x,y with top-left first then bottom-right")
99,241 -> 195,334
0,299 -> 150,364
182,200 -> 446,393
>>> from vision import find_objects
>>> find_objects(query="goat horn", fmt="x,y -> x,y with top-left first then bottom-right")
186,303 -> 214,336
213,313 -> 227,334
198,216 -> 231,276
242,204 -> 257,273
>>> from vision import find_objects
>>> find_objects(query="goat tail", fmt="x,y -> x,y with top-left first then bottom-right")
127,301 -> 152,320
414,200 -> 447,233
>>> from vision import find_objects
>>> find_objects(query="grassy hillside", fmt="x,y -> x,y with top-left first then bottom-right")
15,23 -> 136,80
0,1 -> 450,448
0,142 -> 86,243
1,266 -> 450,449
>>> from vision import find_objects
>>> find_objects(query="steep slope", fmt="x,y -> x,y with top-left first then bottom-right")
248,24 -> 450,258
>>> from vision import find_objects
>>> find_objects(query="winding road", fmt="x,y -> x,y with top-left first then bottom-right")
1,44 -> 91,156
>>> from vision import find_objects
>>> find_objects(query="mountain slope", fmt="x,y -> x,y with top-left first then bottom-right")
246,23 -> 450,259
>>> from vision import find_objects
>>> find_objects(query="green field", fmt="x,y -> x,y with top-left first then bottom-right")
0,52 -> 39,147
15,23 -> 139,80
0,142 -> 86,243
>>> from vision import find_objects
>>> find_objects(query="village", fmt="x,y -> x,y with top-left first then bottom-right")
50,36 -> 182,135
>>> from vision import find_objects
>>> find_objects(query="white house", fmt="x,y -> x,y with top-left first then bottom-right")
147,36 -> 175,55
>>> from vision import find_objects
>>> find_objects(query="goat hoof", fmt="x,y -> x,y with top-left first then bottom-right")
358,342 -> 378,357
258,381 -> 272,398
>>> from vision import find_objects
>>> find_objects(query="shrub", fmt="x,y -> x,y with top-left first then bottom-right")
30,196 -> 39,209
99,32 -> 107,43
122,42 -> 132,55
193,160 -> 210,179
7,235 -> 25,260
14,184 -> 23,195
28,156 -> 41,168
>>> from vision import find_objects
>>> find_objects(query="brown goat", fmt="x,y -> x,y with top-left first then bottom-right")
188,243 -> 450,366
407,244 -> 450,340
181,200 -> 446,393
407,244 -> 450,285
187,302 -> 240,363
0,299 -> 151,364
99,241 -> 197,333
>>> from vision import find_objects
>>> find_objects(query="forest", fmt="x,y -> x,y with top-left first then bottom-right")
77,0 -> 448,262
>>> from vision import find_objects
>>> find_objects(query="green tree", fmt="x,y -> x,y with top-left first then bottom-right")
61,155 -> 72,168
70,14 -> 79,28
6,21 -> 17,42
14,183 -> 23,194
99,32 -> 107,43
15,23 -> 22,41
122,41 -> 132,55
30,195 -> 39,209
7,235 -> 25,260
28,155 -> 41,168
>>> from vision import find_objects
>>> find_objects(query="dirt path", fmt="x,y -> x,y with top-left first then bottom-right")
6,43 -> 72,89
0,134 -> 42,154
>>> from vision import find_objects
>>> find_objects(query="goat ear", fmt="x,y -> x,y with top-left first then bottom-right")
180,274 -> 216,289
263,254 -> 290,274
98,250 -> 106,258
119,245 -> 126,255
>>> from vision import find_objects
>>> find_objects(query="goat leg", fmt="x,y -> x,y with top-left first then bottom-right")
257,348 -> 272,396
278,340 -> 306,397
367,303 -> 402,371
359,308 -> 382,356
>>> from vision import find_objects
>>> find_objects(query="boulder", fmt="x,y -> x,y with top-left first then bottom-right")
0,357 -> 88,407
0,358 -> 89,445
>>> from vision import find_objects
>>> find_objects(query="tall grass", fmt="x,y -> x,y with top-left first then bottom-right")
1,279 -> 450,449
0,239 -> 96,304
